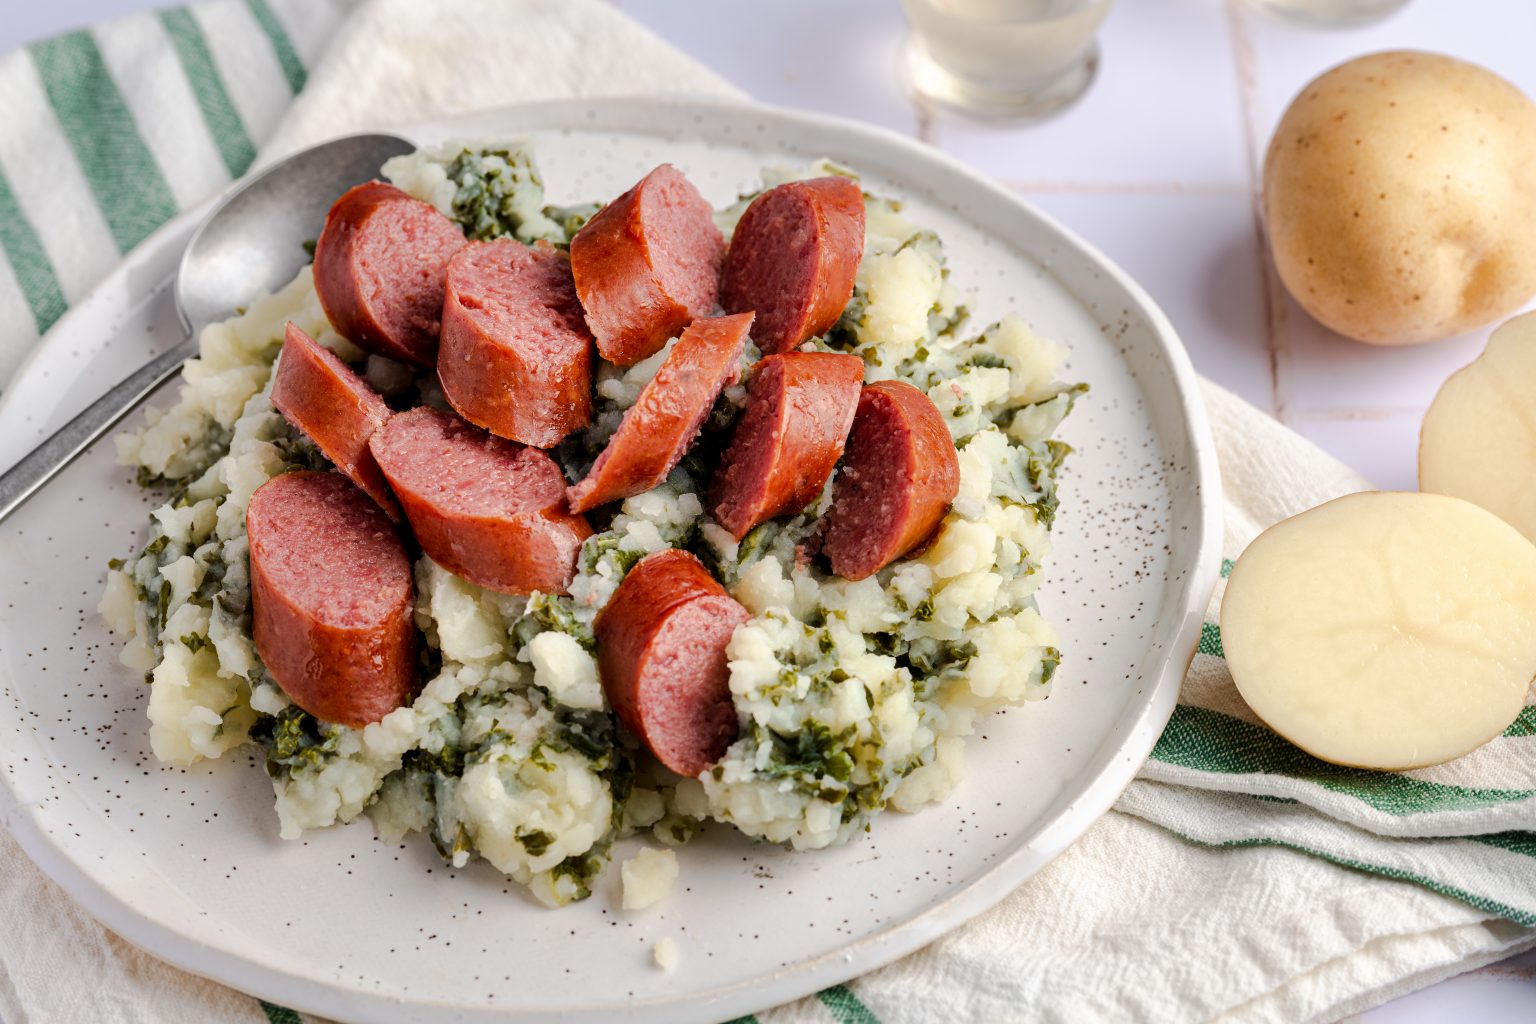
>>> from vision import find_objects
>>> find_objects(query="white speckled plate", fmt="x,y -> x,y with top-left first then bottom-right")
0,97 -> 1220,1023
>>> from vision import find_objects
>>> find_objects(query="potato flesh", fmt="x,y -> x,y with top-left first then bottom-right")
1421,312 -> 1536,544
1222,491 -> 1536,770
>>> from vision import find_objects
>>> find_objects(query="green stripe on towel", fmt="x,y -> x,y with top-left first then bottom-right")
818,984 -> 881,1024
1152,705 -> 1536,815
159,7 -> 256,177
0,169 -> 67,333
1469,831 -> 1536,859
28,31 -> 179,254
1165,826 -> 1536,927
245,0 -> 307,94
258,1001 -> 302,1024
1503,706 -> 1536,737
1197,621 -> 1223,659
1220,558 -> 1235,578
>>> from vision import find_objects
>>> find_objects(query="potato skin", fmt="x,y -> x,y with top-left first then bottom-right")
1263,51 -> 1536,345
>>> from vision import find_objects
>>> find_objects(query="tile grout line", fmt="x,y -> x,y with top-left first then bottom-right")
1224,0 -> 1290,423
999,180 -> 1248,195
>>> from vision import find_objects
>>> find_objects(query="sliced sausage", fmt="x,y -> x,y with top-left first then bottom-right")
567,312 -> 752,514
247,471 -> 416,728
439,239 -> 594,448
821,380 -> 960,581
708,351 -> 864,539
313,181 -> 465,367
721,177 -> 865,356
595,549 -> 749,777
368,407 -> 592,595
569,164 -> 725,366
269,322 -> 398,519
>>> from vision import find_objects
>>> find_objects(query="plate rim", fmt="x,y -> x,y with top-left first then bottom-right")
0,94 -> 1222,1022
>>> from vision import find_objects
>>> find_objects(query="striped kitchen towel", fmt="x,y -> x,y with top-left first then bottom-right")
0,2 -> 1531,1023
0,0 -> 351,387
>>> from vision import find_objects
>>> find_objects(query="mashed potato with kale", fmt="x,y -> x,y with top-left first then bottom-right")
100,141 -> 1082,905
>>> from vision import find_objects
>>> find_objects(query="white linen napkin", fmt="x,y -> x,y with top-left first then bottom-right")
0,2 -> 1530,1022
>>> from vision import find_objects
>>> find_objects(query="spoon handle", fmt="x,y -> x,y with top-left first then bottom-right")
0,335 -> 200,524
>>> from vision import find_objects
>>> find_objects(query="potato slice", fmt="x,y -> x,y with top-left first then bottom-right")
1221,491 -> 1536,770
1421,312 -> 1536,543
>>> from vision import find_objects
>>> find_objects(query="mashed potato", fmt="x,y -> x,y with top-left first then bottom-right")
101,141 -> 1082,906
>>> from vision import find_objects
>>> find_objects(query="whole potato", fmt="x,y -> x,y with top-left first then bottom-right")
1264,51 -> 1536,345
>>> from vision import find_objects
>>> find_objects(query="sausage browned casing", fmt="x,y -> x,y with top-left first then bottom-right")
709,351 -> 864,539
312,181 -> 465,367
569,164 -> 725,366
595,549 -> 749,777
369,407 -> 593,595
567,312 -> 752,514
247,471 -> 416,727
721,177 -> 865,355
269,322 -> 399,519
439,239 -> 594,448
822,380 -> 960,581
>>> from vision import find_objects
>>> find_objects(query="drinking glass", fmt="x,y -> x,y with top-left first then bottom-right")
1248,0 -> 1410,27
900,0 -> 1117,121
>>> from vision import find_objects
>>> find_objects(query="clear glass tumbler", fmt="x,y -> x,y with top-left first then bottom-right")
901,0 -> 1117,121
1248,0 -> 1410,27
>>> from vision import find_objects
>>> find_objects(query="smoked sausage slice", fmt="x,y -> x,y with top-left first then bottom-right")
821,380 -> 960,581
269,322 -> 398,519
721,177 -> 865,355
567,312 -> 752,514
708,351 -> 864,539
369,407 -> 592,595
247,471 -> 416,728
595,549 -> 749,777
570,164 -> 725,366
439,239 -> 594,448
312,181 -> 465,367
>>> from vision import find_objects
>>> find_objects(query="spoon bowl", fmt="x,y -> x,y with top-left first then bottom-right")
0,130 -> 414,523
177,133 -> 415,333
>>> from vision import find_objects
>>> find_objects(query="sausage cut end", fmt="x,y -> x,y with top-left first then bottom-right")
570,164 -> 725,366
595,549 -> 748,777
709,351 -> 864,539
721,177 -> 865,355
822,380 -> 960,581
269,322 -> 398,519
247,471 -> 416,727
312,181 -> 465,367
439,239 -> 594,448
567,312 -> 752,513
369,407 -> 592,595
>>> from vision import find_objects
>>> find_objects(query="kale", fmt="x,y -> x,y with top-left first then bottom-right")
403,744 -> 465,778
548,845 -> 609,902
965,351 -> 1007,369
300,238 -> 317,259
446,148 -> 563,244
179,634 -> 209,654
430,822 -> 472,863
543,202 -> 600,242
250,705 -> 341,778
525,594 -> 596,651
516,830 -> 554,857
758,720 -> 855,785
1040,646 -> 1062,686
550,708 -> 615,763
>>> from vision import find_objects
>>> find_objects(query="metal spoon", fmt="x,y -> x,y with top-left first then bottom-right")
0,131 -> 414,524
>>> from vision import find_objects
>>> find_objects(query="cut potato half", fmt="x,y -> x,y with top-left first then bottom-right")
1421,311 -> 1536,543
1221,491 -> 1536,770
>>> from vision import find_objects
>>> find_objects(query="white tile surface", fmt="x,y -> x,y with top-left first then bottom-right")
1026,191 -> 1276,411
1,1 -> 1534,1021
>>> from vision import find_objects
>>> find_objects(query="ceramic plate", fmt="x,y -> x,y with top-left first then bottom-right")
0,97 -> 1220,1023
